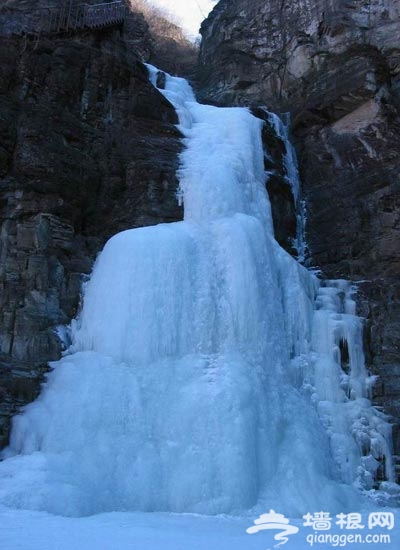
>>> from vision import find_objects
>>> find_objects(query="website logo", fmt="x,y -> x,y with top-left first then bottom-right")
246,510 -> 394,548
246,510 -> 299,548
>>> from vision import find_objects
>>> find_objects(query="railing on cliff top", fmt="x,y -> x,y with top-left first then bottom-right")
16,1 -> 126,36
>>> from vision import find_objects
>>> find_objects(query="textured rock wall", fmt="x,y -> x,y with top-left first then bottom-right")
198,0 -> 400,477
0,9 -> 183,447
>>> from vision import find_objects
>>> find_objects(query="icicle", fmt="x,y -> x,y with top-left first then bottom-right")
263,109 -> 307,262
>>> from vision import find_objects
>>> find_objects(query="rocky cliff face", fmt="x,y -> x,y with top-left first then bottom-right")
0,5 -> 183,447
198,0 -> 400,477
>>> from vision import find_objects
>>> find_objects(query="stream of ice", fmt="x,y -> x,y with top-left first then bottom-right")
0,66 -> 395,518
265,110 -> 307,261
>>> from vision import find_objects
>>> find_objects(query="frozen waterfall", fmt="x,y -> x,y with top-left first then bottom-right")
0,66 -> 395,518
264,109 -> 307,261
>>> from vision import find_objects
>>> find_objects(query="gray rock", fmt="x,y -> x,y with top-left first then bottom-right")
0,9 -> 183,448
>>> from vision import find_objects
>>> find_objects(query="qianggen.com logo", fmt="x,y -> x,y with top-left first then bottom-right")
303,511 -> 393,547
246,510 -> 394,549
305,532 -> 390,547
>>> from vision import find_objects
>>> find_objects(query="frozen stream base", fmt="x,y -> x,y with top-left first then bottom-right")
0,507 -> 399,550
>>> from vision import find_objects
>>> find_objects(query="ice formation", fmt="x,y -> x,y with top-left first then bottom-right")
264,109 -> 307,261
0,66 -> 394,517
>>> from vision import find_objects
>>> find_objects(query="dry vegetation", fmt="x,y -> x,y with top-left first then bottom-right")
128,0 -> 199,77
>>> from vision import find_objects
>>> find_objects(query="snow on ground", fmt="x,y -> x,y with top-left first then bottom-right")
0,508 -> 399,550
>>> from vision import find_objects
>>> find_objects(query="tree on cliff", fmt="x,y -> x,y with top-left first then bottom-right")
129,0 -> 198,76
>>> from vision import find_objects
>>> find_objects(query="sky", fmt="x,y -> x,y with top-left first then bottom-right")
149,0 -> 217,38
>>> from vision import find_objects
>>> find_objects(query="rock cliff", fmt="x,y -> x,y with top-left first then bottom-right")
0,2 -> 183,446
198,0 -> 400,476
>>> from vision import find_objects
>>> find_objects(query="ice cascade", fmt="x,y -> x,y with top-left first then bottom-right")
0,66 -> 394,517
264,109 -> 307,261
